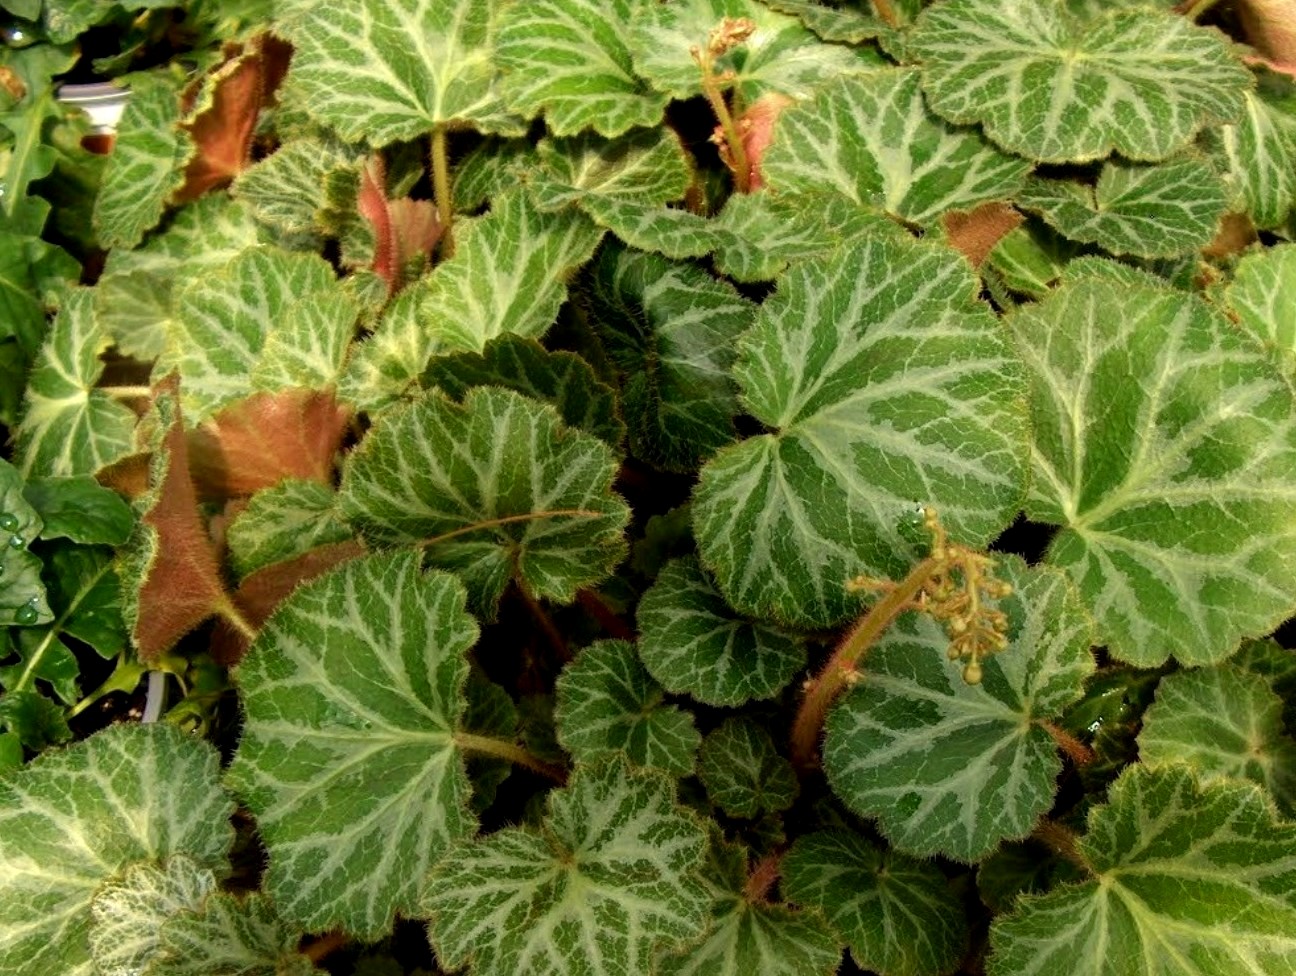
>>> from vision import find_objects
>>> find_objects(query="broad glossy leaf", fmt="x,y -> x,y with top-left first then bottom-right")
0,689 -> 69,754
423,334 -> 625,448
0,723 -> 234,976
22,475 -> 132,545
988,766 -> 1296,976
529,128 -> 691,214
1138,664 -> 1296,815
88,856 -> 217,976
696,717 -> 797,818
227,552 -> 478,938
637,555 -> 805,706
338,387 -> 630,615
693,234 -> 1028,628
555,639 -> 700,775
232,136 -> 360,235
1207,79 -> 1296,230
0,458 -> 50,627
424,757 -> 710,976
14,289 -> 135,479
1016,158 -> 1227,259
629,0 -> 875,103
497,0 -> 667,137
149,892 -> 319,976
418,191 -> 603,354
1013,261 -> 1296,666
277,0 -> 522,145
763,69 -> 1031,227
36,542 -> 127,657
910,0 -> 1252,163
227,479 -> 354,581
658,834 -> 841,976
93,73 -> 189,250
783,829 -> 968,976
160,246 -> 337,422
583,243 -> 756,470
823,559 -> 1094,862
1225,242 -> 1296,373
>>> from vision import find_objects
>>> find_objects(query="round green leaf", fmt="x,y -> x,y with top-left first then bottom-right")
1013,261 -> 1296,666
637,555 -> 806,707
783,829 -> 968,976
823,559 -> 1094,862
696,717 -> 797,819
227,552 -> 479,938
988,766 -> 1296,976
910,0 -> 1251,163
1225,242 -> 1296,375
0,723 -> 234,976
555,639 -> 700,775
693,234 -> 1028,628
338,387 -> 630,616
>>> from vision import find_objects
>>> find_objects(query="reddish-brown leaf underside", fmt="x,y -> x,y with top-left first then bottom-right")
941,201 -> 1024,268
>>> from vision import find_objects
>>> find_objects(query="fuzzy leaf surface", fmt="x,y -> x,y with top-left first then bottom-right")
1225,243 -> 1296,373
227,552 -> 478,939
909,0 -> 1251,163
988,766 -> 1296,976
823,559 -> 1094,861
696,717 -> 797,819
424,757 -> 710,976
1013,262 -> 1296,666
555,639 -> 700,775
338,388 -> 629,615
1016,158 -> 1227,259
693,235 -> 1028,628
528,128 -> 691,214
782,829 -> 968,976
149,892 -> 319,976
763,69 -> 1031,226
226,479 -> 354,581
231,136 -> 360,235
1207,81 -> 1296,230
636,555 -> 805,706
0,724 -> 234,976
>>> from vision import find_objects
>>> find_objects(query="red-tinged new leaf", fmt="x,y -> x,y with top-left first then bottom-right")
942,202 -> 1025,267
357,155 -> 442,293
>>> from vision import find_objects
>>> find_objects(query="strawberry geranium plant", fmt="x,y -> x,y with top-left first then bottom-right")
2,0 -> 1296,974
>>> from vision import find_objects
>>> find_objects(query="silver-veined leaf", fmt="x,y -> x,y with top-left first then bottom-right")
337,387 -> 630,615
1206,74 -> 1296,230
1016,157 -> 1227,258
909,0 -> 1251,163
231,136 -> 361,236
1224,242 -> 1296,374
226,478 -> 354,581
823,559 -> 1094,862
423,756 -> 710,976
250,288 -> 358,393
528,128 -> 691,214
496,0 -> 667,137
149,891 -> 319,976
987,765 -> 1296,976
636,555 -> 806,707
0,723 -> 234,976
227,552 -> 479,938
554,639 -> 700,775
1012,260 -> 1296,666
696,717 -> 797,818
763,0 -> 902,43
693,234 -> 1028,628
782,829 -> 969,976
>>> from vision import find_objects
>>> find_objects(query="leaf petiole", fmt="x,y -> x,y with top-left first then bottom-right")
454,731 -> 569,784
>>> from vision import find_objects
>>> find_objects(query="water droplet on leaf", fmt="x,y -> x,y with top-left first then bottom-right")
0,513 -> 17,531
15,603 -> 38,625
7,534 -> 24,549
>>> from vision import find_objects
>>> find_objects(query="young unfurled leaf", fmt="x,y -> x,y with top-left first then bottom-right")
657,834 -> 841,976
696,717 -> 797,818
1012,260 -> 1296,666
93,72 -> 190,250
0,723 -> 234,976
148,891 -> 319,976
14,288 -> 135,478
693,234 -> 1028,628
497,0 -> 668,137
1016,157 -> 1227,258
637,555 -> 805,707
339,386 -> 629,616
583,243 -> 755,470
987,766 -> 1296,976
88,856 -> 218,976
227,552 -> 478,938
628,0 -> 875,104
356,155 -> 441,294
1224,242 -> 1296,373
226,478 -> 354,581
0,458 -> 51,628
823,559 -> 1094,862
763,69 -> 1031,227
336,278 -> 441,413
424,756 -> 711,976
909,0 -> 1251,163
277,0 -> 523,145
1138,664 -> 1296,815
555,639 -> 700,775
423,334 -> 625,448
528,128 -> 692,214
782,829 -> 969,976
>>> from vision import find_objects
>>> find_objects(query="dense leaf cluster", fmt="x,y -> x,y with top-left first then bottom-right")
2,0 -> 1296,974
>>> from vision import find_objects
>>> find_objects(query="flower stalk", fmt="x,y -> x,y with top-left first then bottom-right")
692,18 -> 755,193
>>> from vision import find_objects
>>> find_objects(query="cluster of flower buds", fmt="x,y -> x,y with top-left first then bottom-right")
847,507 -> 1013,685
